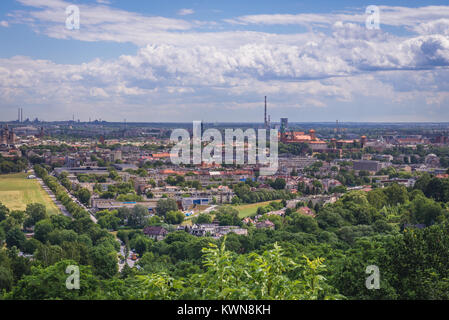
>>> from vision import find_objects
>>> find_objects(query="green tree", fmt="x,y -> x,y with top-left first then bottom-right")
130,235 -> 152,256
127,205 -> 148,228
384,183 -> 409,206
165,211 -> 185,225
156,198 -> 178,218
0,202 -> 9,222
34,219 -> 54,243
195,213 -> 212,224
0,266 -> 14,291
288,212 -> 319,234
4,260 -> 102,299
367,189 -> 388,209
270,178 -> 286,190
407,194 -> 443,226
89,246 -> 118,279
34,243 -> 64,267
76,188 -> 91,206
215,207 -> 241,226
6,227 -> 26,250
24,203 -> 48,227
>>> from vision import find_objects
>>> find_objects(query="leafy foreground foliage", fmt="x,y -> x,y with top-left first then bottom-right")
3,238 -> 343,300
133,241 -> 342,300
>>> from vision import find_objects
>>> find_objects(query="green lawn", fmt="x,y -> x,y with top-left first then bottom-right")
0,172 -> 60,215
234,200 -> 281,218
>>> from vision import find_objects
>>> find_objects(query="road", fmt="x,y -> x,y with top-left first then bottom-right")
66,191 -> 98,223
49,172 -> 98,223
117,241 -> 137,272
118,242 -> 126,272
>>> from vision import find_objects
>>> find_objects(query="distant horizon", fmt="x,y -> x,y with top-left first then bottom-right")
3,119 -> 449,125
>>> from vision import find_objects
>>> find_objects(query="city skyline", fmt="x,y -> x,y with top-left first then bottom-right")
1,0 -> 449,122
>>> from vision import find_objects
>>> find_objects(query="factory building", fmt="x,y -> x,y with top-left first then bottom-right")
0,125 -> 17,145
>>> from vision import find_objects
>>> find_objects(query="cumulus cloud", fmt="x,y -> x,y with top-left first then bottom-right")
414,19 -> 449,36
2,2 -> 449,121
0,21 -> 9,27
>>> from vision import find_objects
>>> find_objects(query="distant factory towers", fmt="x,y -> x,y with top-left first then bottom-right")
264,96 -> 271,129
17,107 -> 24,123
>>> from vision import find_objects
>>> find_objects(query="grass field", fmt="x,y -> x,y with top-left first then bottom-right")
0,172 -> 60,215
234,200 -> 281,218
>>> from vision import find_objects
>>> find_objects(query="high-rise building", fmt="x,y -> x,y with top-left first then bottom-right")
361,135 -> 367,147
280,118 -> 288,133
36,126 -> 45,139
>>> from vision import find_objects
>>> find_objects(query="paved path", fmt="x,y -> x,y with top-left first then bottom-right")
203,205 -> 218,213
37,178 -> 72,218
185,205 -> 218,221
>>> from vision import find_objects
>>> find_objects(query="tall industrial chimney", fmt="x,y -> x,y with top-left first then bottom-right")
264,96 -> 267,127
21,108 -> 23,123
18,108 -> 20,122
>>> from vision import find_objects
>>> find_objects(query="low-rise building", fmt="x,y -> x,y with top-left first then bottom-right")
256,220 -> 275,230
143,226 -> 168,241
188,224 -> 248,238
353,160 -> 385,173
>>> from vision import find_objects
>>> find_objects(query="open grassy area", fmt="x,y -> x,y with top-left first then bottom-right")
0,172 -> 60,215
234,200 -> 281,218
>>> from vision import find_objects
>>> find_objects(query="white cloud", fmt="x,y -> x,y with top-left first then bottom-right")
414,19 -> 449,36
2,3 -> 449,121
178,9 -> 194,16
0,21 -> 9,27
90,87 -> 109,98
225,5 -> 449,28
11,0 -> 194,46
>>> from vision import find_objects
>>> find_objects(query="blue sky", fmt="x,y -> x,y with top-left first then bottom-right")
1,0 -> 449,122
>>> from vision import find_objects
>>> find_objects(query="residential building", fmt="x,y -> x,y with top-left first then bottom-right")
143,226 -> 168,241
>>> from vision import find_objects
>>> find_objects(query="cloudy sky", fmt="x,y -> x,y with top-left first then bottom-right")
1,0 -> 449,122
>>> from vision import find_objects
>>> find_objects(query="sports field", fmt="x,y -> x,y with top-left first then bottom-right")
234,200 -> 281,218
0,172 -> 60,215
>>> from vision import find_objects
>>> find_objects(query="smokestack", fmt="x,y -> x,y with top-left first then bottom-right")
264,96 -> 267,126
18,108 -> 20,122
21,108 -> 23,123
